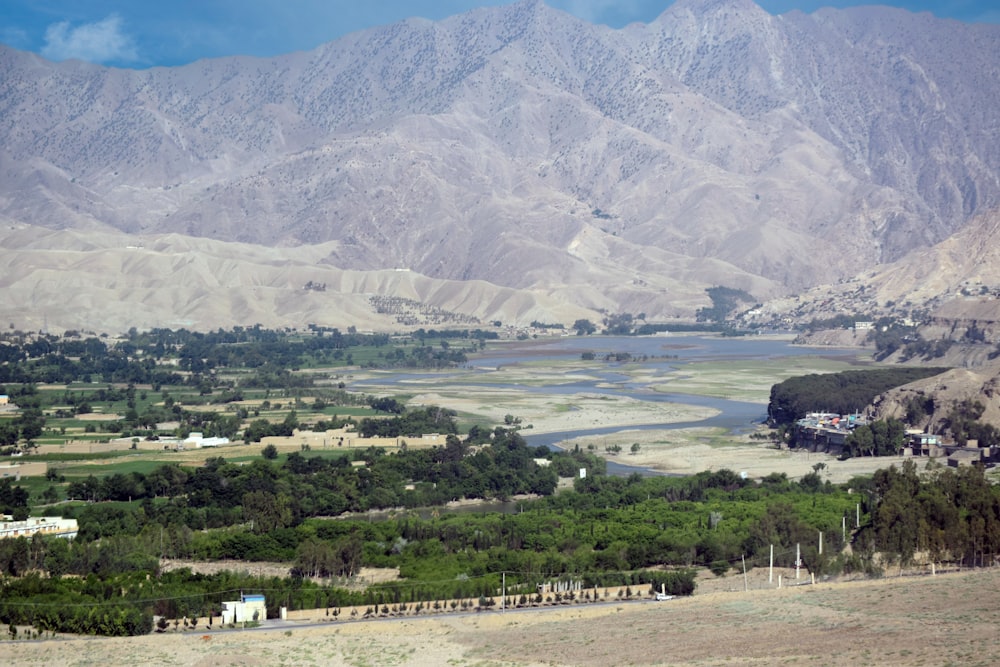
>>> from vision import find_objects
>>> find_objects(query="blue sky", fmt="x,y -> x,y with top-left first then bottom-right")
2,1 -> 997,69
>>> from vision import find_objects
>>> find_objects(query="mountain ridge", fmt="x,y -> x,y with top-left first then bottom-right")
1,0 -> 998,333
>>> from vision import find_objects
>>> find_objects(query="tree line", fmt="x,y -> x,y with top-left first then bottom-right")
856,461 -> 1000,570
4,457 -> 999,636
60,432 -> 563,532
0,324 -> 481,389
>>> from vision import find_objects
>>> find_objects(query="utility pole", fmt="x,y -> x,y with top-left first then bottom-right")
796,543 -> 801,580
742,555 -> 748,592
501,572 -> 505,614
769,544 -> 774,584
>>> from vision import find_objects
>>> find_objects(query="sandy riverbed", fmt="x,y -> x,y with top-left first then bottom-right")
560,426 -> 899,484
409,390 -> 895,483
408,389 -> 718,435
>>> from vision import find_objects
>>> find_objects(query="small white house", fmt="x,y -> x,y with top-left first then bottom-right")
184,432 -> 230,448
221,593 -> 267,624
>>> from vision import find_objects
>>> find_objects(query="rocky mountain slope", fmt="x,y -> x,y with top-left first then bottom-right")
869,362 -> 1000,438
1,0 -> 998,333
747,209 -> 1000,327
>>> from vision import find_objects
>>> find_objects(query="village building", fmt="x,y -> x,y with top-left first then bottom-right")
793,412 -> 867,454
183,432 -> 230,448
903,432 -> 996,467
903,432 -> 945,457
0,516 -> 78,540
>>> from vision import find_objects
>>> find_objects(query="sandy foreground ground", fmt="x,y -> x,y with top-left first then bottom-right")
4,567 -> 998,666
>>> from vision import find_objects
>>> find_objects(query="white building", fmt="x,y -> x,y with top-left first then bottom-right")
221,594 -> 267,624
0,516 -> 78,540
184,432 -> 230,448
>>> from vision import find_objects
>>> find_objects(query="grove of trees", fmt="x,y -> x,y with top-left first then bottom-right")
2,440 -> 1000,636
767,367 -> 948,425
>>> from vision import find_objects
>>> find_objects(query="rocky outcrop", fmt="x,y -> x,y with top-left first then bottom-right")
869,363 -> 1000,434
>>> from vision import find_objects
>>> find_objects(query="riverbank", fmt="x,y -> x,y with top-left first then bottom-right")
559,426 -> 900,484
408,389 -> 718,435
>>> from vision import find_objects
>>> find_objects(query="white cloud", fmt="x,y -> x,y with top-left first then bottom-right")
41,14 -> 138,64
1,26 -> 31,50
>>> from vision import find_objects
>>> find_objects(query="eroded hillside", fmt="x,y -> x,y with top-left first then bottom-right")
1,0 -> 998,331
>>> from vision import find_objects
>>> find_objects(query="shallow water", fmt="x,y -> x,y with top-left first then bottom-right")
352,335 -> 862,477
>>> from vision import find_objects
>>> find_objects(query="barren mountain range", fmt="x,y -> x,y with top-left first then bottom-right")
1,0 -> 998,333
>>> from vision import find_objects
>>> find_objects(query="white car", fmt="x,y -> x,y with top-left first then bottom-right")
655,593 -> 674,601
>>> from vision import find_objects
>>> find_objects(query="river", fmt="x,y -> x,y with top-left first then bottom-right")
352,334 -> 864,477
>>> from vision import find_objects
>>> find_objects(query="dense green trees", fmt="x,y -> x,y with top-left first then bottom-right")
0,568 -> 363,636
844,419 -> 908,458
0,324 -> 480,391
62,426 -> 560,535
0,478 -> 30,519
860,461 -> 1000,569
768,368 -> 948,425
357,406 -> 460,438
4,458 -> 999,637
696,286 -> 755,324
602,313 -> 635,335
293,535 -> 363,578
